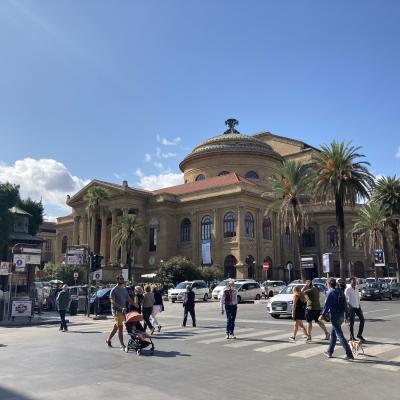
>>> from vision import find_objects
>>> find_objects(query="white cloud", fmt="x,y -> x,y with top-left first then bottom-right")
135,168 -> 144,177
113,173 -> 122,180
136,172 -> 184,190
396,146 -> 400,159
153,161 -> 164,170
0,158 -> 89,214
156,135 -> 181,146
161,152 -> 176,159
145,153 -> 152,162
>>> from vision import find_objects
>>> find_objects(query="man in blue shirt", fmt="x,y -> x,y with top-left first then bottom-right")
319,278 -> 354,360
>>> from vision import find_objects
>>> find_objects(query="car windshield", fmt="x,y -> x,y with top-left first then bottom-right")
175,282 -> 189,289
96,288 -> 110,297
234,283 -> 242,290
280,285 -> 304,294
217,280 -> 229,287
366,283 -> 380,289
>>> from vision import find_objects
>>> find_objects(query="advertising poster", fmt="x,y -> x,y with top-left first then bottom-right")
201,239 -> 212,265
11,300 -> 32,317
322,253 -> 331,273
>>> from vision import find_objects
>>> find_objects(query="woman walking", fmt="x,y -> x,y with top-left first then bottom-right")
151,285 -> 164,332
142,285 -> 155,334
289,285 -> 308,342
220,279 -> 238,339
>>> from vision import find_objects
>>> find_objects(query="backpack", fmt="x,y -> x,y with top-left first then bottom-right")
224,289 -> 232,303
337,289 -> 347,312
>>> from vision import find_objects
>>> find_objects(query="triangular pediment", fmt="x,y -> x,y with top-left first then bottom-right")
67,179 -> 151,207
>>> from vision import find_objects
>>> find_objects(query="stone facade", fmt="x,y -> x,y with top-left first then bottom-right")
55,122 -> 371,281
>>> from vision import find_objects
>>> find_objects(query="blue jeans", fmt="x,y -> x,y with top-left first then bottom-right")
328,314 -> 353,358
225,304 -> 237,335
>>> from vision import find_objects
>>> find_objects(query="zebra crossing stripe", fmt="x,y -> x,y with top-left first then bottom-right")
362,344 -> 398,356
178,328 -> 227,341
288,341 -> 327,358
373,355 -> 400,372
253,337 -> 306,353
197,329 -> 255,344
224,330 -> 284,348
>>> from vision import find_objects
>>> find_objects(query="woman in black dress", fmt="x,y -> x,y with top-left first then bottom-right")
289,285 -> 308,341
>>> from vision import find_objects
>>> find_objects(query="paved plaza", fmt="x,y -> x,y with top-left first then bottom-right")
1,299 -> 399,400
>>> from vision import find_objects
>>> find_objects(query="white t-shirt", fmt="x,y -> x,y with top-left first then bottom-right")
345,286 -> 360,308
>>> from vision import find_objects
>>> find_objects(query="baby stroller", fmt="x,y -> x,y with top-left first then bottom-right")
125,311 -> 155,355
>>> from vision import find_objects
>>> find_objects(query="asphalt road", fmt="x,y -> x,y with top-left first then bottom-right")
1,298 -> 399,400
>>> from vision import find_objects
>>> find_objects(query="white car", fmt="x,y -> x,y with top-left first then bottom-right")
261,280 -> 286,298
218,281 -> 262,303
212,278 -> 255,299
168,280 -> 210,303
266,283 -> 327,319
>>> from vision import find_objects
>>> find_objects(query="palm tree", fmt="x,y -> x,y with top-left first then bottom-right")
351,202 -> 388,278
372,176 -> 400,280
269,160 -> 311,281
312,141 -> 374,278
113,213 -> 145,282
84,186 -> 109,253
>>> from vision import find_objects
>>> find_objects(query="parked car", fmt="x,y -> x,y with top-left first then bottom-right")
212,278 -> 255,299
389,283 -> 400,298
378,277 -> 398,285
360,283 -> 392,301
234,281 -> 262,303
168,280 -> 210,303
90,288 -> 112,314
266,283 -> 327,319
261,280 -> 286,298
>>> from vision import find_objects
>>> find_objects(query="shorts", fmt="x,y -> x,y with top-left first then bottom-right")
305,309 -> 321,323
112,312 -> 126,327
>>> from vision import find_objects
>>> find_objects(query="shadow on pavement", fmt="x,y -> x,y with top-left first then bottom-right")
140,350 -> 192,358
0,386 -> 34,400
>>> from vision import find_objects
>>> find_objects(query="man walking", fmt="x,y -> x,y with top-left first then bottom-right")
56,284 -> 71,332
319,278 -> 354,360
302,281 -> 330,342
182,285 -> 196,327
220,279 -> 238,339
142,285 -> 155,334
106,275 -> 133,350
345,277 -> 366,342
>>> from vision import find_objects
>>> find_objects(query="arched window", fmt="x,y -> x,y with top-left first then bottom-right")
201,215 -> 212,241
180,218 -> 191,242
327,226 -> 339,247
195,174 -> 205,181
61,236 -> 68,254
218,171 -> 230,176
244,212 -> 254,238
302,227 -> 316,247
223,212 -> 236,238
245,170 -> 259,179
284,227 -> 292,248
263,217 -> 272,240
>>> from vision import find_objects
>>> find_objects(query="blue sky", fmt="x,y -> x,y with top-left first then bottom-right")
0,0 -> 399,219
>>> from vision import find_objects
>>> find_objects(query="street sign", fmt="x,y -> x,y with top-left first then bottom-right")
373,249 -> 385,266
14,254 -> 26,271
0,262 -> 10,275
67,255 -> 83,265
25,254 -> 41,265
121,268 -> 128,281
301,256 -> 314,269
21,248 -> 41,254
93,270 -> 102,281
73,272 -> 79,279
262,262 -> 270,271
322,253 -> 331,273
67,248 -> 85,255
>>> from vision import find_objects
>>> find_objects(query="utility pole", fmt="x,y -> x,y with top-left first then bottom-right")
87,252 -> 93,317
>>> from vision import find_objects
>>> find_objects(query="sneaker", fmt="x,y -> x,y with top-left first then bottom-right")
120,345 -> 126,351
289,336 -> 296,342
306,336 -> 312,343
225,334 -> 230,339
105,339 -> 112,347
324,333 -> 331,341
357,335 -> 366,343
324,352 -> 333,358
231,335 -> 237,340
345,355 -> 355,361
157,325 -> 162,332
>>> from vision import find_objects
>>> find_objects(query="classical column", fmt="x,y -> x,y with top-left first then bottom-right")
90,214 -> 96,252
81,215 -> 87,245
109,208 -> 118,264
213,209 -> 221,267
121,208 -> 128,265
256,208 -> 262,280
191,210 -> 198,265
100,208 -> 108,265
73,215 -> 80,245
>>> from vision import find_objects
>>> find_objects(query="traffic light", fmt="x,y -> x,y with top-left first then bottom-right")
90,254 -> 103,271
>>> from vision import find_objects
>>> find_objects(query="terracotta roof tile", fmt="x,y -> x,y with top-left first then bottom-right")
153,173 -> 258,196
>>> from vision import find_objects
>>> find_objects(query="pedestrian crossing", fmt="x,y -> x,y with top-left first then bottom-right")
57,319 -> 400,372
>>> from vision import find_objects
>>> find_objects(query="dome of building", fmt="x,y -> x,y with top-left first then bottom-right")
179,119 -> 282,182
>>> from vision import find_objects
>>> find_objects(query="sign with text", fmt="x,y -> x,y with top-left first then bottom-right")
25,254 -> 41,265
322,253 -> 331,273
0,262 -> 10,275
262,262 -> 270,271
301,256 -> 314,269
67,255 -> 83,265
373,249 -> 385,266
93,270 -> 102,281
121,268 -> 128,281
13,254 -> 26,271
22,248 -> 41,254
11,300 -> 32,317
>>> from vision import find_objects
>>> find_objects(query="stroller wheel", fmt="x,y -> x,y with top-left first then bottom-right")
136,349 -> 141,356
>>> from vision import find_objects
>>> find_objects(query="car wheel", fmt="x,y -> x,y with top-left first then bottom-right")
203,294 -> 208,302
255,294 -> 261,301
270,314 -> 280,319
269,291 -> 274,298
237,295 -> 242,304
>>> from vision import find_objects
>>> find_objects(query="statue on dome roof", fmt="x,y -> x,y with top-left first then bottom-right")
224,118 -> 240,134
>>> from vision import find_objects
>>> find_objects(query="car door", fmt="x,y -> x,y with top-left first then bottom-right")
191,282 -> 200,299
241,283 -> 250,301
